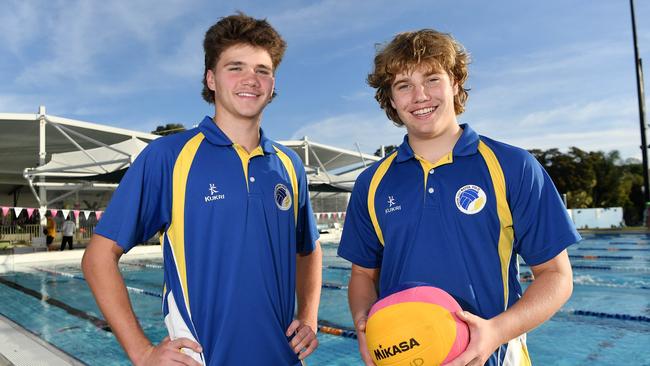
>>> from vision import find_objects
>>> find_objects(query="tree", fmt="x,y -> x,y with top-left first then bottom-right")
152,123 -> 186,136
374,145 -> 398,157
529,147 -> 645,226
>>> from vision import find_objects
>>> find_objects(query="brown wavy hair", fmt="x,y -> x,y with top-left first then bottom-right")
367,29 -> 470,126
201,12 -> 287,104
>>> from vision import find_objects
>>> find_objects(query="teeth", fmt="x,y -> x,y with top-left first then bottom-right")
413,107 -> 435,116
237,92 -> 257,97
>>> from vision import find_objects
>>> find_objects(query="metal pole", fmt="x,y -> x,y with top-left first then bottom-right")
38,106 -> 47,227
630,0 -> 649,202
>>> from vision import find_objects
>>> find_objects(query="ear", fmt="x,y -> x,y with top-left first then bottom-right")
453,81 -> 459,96
390,97 -> 397,110
206,69 -> 216,92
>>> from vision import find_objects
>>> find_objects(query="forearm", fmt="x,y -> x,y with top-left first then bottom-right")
296,241 -> 322,330
82,235 -> 152,364
348,265 -> 380,328
491,250 -> 573,344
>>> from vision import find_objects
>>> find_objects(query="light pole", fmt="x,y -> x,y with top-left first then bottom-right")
630,0 -> 649,203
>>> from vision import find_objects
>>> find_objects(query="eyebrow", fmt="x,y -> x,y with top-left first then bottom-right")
392,77 -> 410,86
223,61 -> 273,71
392,71 -> 444,86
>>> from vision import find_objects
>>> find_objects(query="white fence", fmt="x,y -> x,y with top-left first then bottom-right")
567,207 -> 624,229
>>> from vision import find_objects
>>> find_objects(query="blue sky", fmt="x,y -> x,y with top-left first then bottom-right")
1,0 -> 649,159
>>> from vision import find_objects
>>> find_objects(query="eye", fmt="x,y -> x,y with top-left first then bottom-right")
228,66 -> 242,72
396,84 -> 411,91
256,69 -> 271,76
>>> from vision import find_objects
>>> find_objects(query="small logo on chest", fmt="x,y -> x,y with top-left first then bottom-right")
274,183 -> 292,211
455,184 -> 486,214
385,195 -> 402,214
205,183 -> 225,202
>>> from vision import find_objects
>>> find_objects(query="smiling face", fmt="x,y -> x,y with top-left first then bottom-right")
206,43 -> 275,124
389,66 -> 459,141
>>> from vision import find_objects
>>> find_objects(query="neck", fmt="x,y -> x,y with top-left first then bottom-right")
213,111 -> 261,153
408,123 -> 462,163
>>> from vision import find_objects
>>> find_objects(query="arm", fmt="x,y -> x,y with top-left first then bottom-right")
444,250 -> 573,366
287,240 -> 322,359
348,264 -> 380,366
82,234 -> 202,366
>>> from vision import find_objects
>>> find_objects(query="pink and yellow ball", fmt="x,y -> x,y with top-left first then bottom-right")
365,284 -> 469,366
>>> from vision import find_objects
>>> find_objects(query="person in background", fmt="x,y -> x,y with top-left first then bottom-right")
82,12 -> 321,366
338,29 -> 580,366
60,215 -> 75,251
45,213 -> 56,251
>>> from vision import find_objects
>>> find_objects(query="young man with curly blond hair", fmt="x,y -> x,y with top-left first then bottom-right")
339,29 -> 579,366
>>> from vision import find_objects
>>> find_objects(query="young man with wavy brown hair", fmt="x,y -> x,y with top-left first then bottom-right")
83,13 -> 321,366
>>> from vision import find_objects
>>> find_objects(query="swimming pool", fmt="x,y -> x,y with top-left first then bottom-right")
0,233 -> 648,365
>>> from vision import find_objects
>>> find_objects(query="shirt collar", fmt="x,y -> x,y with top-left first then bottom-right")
198,116 -> 276,154
395,123 -> 480,163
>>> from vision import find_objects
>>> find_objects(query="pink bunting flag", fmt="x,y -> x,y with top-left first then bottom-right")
96,211 -> 103,220
1,207 -> 8,217
73,210 -> 80,220
26,208 -> 35,219
50,209 -> 59,217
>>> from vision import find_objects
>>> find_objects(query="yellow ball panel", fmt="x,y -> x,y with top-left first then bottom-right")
366,302 -> 458,366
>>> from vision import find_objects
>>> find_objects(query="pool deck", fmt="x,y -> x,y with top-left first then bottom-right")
0,245 -> 162,365
0,314 -> 84,366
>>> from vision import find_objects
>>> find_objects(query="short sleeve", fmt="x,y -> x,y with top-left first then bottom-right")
95,143 -> 172,252
295,161 -> 319,254
337,176 -> 383,268
509,151 -> 581,265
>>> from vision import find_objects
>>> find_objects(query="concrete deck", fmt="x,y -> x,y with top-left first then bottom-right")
0,315 -> 84,366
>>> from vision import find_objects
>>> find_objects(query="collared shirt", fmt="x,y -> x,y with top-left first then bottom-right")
338,123 -> 580,366
97,116 -> 318,366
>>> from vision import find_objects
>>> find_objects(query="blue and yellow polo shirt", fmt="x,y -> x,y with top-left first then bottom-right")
96,116 -> 318,366
338,124 -> 580,366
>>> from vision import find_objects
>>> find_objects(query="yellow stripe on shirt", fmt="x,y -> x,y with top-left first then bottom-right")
478,140 -> 514,310
274,146 -> 299,225
368,152 -> 397,246
167,132 -> 204,314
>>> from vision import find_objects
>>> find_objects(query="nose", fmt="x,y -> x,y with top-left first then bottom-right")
413,85 -> 430,103
241,69 -> 260,87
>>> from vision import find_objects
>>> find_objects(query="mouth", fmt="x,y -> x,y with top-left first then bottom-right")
235,92 -> 260,98
411,106 -> 437,118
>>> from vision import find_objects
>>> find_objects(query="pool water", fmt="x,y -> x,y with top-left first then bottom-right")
0,233 -> 649,365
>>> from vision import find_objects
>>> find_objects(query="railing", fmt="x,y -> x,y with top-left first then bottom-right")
0,223 -> 98,243
0,224 -> 43,243
79,224 -> 95,240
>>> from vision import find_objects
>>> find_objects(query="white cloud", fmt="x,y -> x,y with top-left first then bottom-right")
341,90 -> 374,101
506,129 -> 641,160
0,2 -> 39,55
269,0 -> 427,43
11,1 -> 201,87
291,112 -> 404,153
158,26 -> 205,78
0,94 -> 46,113
468,95 -> 641,159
